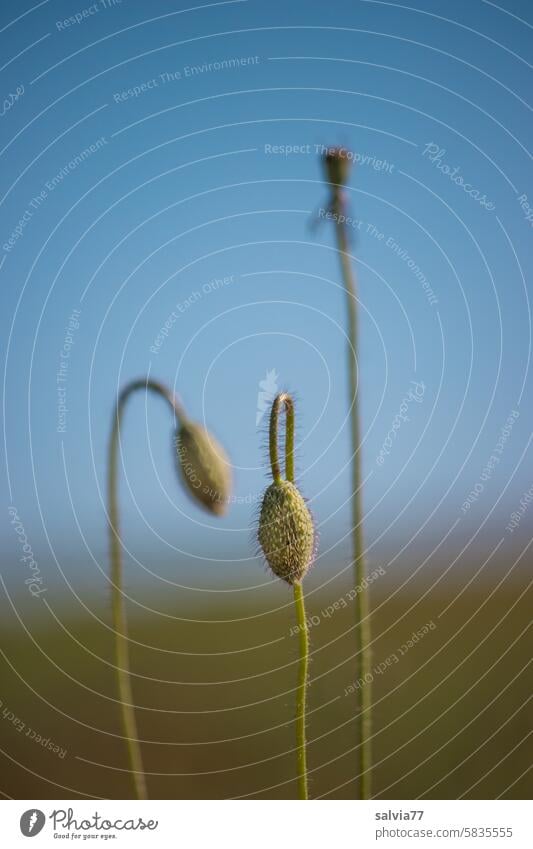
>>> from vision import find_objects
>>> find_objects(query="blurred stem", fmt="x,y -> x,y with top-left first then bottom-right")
293,581 -> 309,800
107,378 -> 184,800
269,393 -> 309,799
332,191 -> 372,799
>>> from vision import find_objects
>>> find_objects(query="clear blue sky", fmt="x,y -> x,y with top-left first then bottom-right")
1,0 -> 532,599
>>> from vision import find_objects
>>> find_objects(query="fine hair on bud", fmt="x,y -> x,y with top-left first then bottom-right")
175,420 -> 231,515
258,479 -> 315,585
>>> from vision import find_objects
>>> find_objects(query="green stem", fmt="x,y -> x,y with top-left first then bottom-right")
293,581 -> 309,800
333,192 -> 372,799
107,378 -> 184,800
268,393 -> 309,798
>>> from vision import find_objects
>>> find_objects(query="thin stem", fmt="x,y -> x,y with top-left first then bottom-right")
268,392 -> 295,483
293,581 -> 309,800
332,190 -> 372,800
268,393 -> 309,798
107,378 -> 184,800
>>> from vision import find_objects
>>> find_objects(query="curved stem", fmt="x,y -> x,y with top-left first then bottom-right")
333,192 -> 372,800
107,378 -> 184,799
293,581 -> 309,800
269,392 -> 295,483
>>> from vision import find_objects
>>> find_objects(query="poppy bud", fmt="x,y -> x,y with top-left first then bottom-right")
258,479 -> 315,585
322,145 -> 352,188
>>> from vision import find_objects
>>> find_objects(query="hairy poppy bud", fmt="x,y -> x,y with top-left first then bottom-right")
176,421 -> 231,515
255,392 -> 315,798
258,479 -> 315,585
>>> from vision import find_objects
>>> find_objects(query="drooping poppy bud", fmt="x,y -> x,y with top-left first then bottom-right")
176,420 -> 231,515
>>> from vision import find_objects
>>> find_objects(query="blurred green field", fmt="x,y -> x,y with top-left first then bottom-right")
1,569 -> 531,800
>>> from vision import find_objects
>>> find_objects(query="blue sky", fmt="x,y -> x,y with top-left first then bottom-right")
1,0 -> 532,600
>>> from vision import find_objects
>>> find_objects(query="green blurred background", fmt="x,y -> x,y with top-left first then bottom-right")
1,553 -> 530,800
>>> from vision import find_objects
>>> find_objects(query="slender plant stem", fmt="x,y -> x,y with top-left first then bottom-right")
293,580 -> 309,799
107,378 -> 184,800
332,191 -> 372,799
269,392 -> 309,798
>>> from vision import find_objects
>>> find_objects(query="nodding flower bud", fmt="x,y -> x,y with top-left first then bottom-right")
258,479 -> 315,585
322,145 -> 352,188
176,421 -> 231,516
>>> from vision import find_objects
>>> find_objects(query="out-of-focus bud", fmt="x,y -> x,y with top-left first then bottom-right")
175,421 -> 232,515
322,145 -> 352,188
